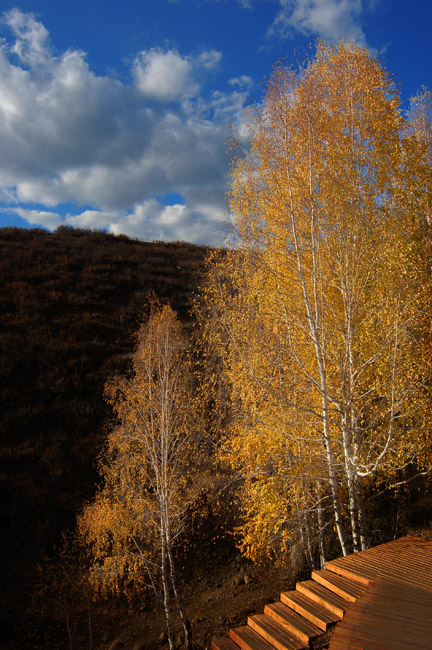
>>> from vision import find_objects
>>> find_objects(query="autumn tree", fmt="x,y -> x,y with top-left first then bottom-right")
408,87 -> 432,167
403,86 -> 432,473
79,304 -> 202,650
202,42 -> 431,564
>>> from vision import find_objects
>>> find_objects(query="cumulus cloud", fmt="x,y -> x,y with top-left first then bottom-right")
0,10 -> 250,244
198,49 -> 222,70
229,75 -> 254,89
5,199 -> 229,244
7,206 -> 62,230
133,48 -> 223,102
2,8 -> 51,66
269,0 -> 367,43
133,49 -> 199,101
108,200 -> 225,243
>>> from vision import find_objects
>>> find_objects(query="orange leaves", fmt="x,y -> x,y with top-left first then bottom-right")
203,41 -> 432,559
79,304 -> 203,600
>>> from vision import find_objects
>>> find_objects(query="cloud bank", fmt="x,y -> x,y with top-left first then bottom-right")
268,0 -> 368,43
0,9 -> 248,244
0,2 -> 376,243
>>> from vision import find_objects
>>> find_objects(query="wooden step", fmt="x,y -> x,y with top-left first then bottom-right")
296,580 -> 349,617
312,569 -> 367,602
280,590 -> 341,631
248,614 -> 308,650
211,637 -> 242,650
230,626 -> 277,650
264,601 -> 322,645
325,559 -> 371,586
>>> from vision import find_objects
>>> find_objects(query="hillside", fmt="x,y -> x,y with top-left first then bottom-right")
1,226 -> 430,650
0,226 -> 210,646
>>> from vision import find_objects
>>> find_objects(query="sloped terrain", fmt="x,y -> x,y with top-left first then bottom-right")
210,535 -> 432,650
0,226 -> 210,646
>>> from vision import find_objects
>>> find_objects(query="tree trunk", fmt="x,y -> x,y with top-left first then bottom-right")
167,543 -> 192,650
316,482 -> 326,569
160,534 -> 175,650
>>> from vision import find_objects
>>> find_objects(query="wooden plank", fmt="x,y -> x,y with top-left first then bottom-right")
296,580 -> 349,617
280,591 -> 340,630
336,613 -> 432,644
326,545 -> 432,650
230,626 -> 277,650
331,632 -> 390,649
312,569 -> 366,601
392,549 -> 432,562
325,560 -> 372,585
348,554 -> 430,579
211,638 -> 242,650
350,594 -> 432,618
329,557 -> 432,592
329,640 -> 371,650
248,614 -> 307,650
345,602 -> 432,627
330,636 -> 385,650
212,539 -> 432,650
331,629 -> 393,649
366,581 -> 432,604
326,537 -> 432,593
331,626 -> 429,650
264,602 -> 321,645
337,605 -> 432,639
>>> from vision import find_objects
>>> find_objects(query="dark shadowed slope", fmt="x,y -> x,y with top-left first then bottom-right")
0,226 -> 209,644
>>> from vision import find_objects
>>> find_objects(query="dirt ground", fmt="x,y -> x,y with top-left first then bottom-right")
88,524 -> 432,650
94,541 -> 299,650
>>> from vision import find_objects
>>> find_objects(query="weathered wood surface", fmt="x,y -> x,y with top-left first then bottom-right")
264,601 -> 321,644
312,569 -> 368,601
329,578 -> 432,649
328,537 -> 432,650
280,589 -> 342,630
296,580 -> 350,617
248,615 -> 308,650
326,535 -> 432,590
212,536 -> 432,650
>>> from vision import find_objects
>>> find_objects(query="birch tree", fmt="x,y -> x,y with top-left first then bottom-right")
79,305 -> 201,650
202,42 -> 431,562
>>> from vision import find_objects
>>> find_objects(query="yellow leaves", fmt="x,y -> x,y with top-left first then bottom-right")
235,476 -> 297,564
202,40 -> 432,556
78,303 -> 204,599
230,42 -> 403,255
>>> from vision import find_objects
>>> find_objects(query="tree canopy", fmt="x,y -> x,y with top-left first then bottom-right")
79,304 -> 202,649
202,41 -> 432,563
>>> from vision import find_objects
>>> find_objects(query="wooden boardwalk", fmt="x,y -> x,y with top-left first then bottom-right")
328,536 -> 432,650
210,535 -> 432,650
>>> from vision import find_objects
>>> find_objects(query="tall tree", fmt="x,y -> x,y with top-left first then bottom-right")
79,304 -> 201,650
408,87 -> 432,168
202,42 -> 431,562
403,86 -> 432,473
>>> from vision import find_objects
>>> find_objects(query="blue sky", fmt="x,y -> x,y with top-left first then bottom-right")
0,1 -> 430,245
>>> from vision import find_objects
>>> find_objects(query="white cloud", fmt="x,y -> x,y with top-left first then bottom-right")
269,0 -> 367,43
109,200 -> 222,243
4,200 -> 229,245
133,48 -> 199,101
198,49 -> 223,70
229,75 -> 254,89
8,207 -> 62,230
133,47 -> 223,102
2,8 -> 51,66
0,10 -> 249,244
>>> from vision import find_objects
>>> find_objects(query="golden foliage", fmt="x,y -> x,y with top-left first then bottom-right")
79,304 -> 202,599
202,42 -> 432,561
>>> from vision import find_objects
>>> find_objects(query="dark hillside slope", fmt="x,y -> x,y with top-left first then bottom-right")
0,226 -> 209,643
